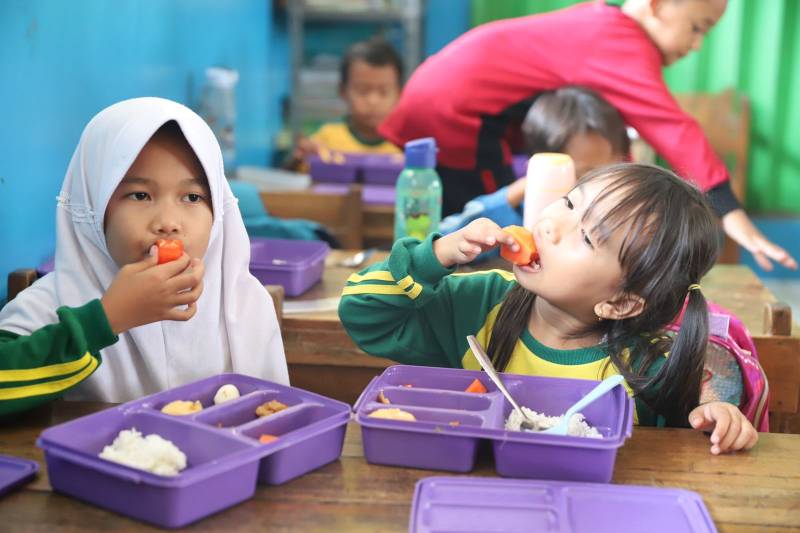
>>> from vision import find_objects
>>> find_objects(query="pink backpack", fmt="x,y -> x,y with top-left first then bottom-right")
669,302 -> 769,432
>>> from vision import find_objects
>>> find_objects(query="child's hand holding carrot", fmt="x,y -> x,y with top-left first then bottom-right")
434,218 -> 519,268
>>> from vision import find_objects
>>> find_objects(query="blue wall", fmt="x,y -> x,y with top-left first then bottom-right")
0,0 -> 469,303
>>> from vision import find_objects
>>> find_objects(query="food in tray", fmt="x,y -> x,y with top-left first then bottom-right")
255,400 -> 289,418
160,400 -> 203,416
448,421 -> 461,427
367,408 -> 417,422
505,407 -> 601,438
377,390 -> 391,404
500,225 -> 538,266
155,239 -> 183,264
464,378 -> 487,394
99,428 -> 187,476
258,434 -> 279,444
213,384 -> 240,405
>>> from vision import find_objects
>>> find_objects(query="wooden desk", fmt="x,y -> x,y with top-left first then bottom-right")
1,401 -> 798,532
283,252 -> 800,432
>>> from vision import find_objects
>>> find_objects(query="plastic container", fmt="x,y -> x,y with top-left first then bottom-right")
308,152 -> 359,183
0,455 -> 38,498
249,238 -> 330,296
522,152 -> 576,230
409,476 -> 717,533
394,138 -> 442,241
37,373 -> 350,528
361,154 -> 404,185
353,365 -> 632,481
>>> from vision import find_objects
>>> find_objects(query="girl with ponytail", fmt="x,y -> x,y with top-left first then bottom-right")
340,163 -> 758,454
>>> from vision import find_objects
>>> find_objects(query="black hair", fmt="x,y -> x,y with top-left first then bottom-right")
522,86 -> 630,159
340,38 -> 403,88
151,120 -> 209,185
487,163 -> 720,426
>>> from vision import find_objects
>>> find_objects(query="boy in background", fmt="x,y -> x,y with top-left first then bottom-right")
289,38 -> 402,168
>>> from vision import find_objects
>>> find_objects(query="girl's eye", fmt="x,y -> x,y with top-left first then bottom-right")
127,192 -> 150,201
184,193 -> 205,203
581,229 -> 594,249
563,196 -> 574,209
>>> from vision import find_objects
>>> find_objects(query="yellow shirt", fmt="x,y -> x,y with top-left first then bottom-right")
311,120 -> 401,155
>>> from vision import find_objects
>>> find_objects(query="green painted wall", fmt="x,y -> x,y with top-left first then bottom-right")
471,0 -> 800,214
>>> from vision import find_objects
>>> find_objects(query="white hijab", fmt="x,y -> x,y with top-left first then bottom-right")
0,97 -> 289,401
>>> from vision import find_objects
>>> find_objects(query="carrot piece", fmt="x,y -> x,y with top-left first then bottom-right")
500,225 -> 537,266
259,434 -> 279,444
156,239 -> 184,264
465,378 -> 487,394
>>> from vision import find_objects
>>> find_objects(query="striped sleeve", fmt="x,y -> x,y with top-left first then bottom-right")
338,234 -> 515,368
0,299 -> 117,416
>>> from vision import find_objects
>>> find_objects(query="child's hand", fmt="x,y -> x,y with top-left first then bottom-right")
689,401 -> 758,455
101,247 -> 205,334
434,218 -> 518,268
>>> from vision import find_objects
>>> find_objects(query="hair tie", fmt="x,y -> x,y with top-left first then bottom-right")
687,284 -> 702,292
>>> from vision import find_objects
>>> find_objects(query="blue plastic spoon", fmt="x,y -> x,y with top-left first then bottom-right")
542,374 -> 625,435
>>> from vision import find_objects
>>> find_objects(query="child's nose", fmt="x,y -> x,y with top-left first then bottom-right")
539,217 -> 561,244
153,207 -> 182,235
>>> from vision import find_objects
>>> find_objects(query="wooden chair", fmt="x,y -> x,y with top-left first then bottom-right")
675,89 -> 751,264
260,186 -> 363,249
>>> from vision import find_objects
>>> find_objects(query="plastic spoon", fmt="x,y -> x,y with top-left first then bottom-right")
466,335 -> 538,431
542,374 -> 625,435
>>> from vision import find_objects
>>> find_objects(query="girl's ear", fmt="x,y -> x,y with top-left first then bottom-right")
594,292 -> 646,321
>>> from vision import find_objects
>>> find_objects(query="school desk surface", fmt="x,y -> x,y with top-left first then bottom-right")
0,400 -> 798,532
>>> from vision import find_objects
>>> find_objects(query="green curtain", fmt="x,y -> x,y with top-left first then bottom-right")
471,0 -> 800,214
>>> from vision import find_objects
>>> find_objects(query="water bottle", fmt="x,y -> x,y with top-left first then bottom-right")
394,138 -> 442,242
199,67 -> 239,177
522,153 -> 576,229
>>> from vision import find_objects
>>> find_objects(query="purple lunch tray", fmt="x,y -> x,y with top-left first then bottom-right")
360,154 -> 404,185
0,455 -> 39,498
37,373 -> 350,528
353,365 -> 633,482
409,476 -> 717,533
362,185 -> 396,205
308,153 -> 359,183
249,237 -> 330,296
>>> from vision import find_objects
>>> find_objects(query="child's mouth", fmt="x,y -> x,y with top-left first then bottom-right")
517,255 -> 542,273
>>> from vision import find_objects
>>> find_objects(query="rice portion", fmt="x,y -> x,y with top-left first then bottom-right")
99,428 -> 188,476
505,407 -> 602,438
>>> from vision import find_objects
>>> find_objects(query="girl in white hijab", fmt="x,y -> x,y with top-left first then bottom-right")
0,97 -> 288,412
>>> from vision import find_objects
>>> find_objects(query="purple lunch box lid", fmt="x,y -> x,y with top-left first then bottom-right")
249,238 -> 330,271
409,476 -> 717,533
0,455 -> 39,498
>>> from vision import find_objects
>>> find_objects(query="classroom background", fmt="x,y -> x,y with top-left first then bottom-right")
1,0 -> 798,310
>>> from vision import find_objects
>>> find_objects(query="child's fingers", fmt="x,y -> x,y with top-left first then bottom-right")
154,253 -> 193,278
708,407 -> 730,447
172,280 -> 204,306
166,302 -> 197,322
731,424 -> 758,452
716,413 -> 741,452
166,261 -> 205,292
127,246 -> 160,272
688,405 -> 715,432
457,240 -> 482,257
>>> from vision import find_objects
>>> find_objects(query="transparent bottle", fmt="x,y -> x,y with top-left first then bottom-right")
522,153 -> 576,229
199,67 -> 239,177
394,137 -> 442,242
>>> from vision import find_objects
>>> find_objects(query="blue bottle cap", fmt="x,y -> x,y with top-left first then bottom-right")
404,137 -> 437,168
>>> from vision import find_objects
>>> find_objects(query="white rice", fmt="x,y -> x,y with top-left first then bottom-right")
99,428 -> 188,476
505,407 -> 602,438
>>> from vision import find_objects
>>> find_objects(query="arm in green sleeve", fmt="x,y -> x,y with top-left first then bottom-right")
339,234 -> 515,367
0,299 -> 118,417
